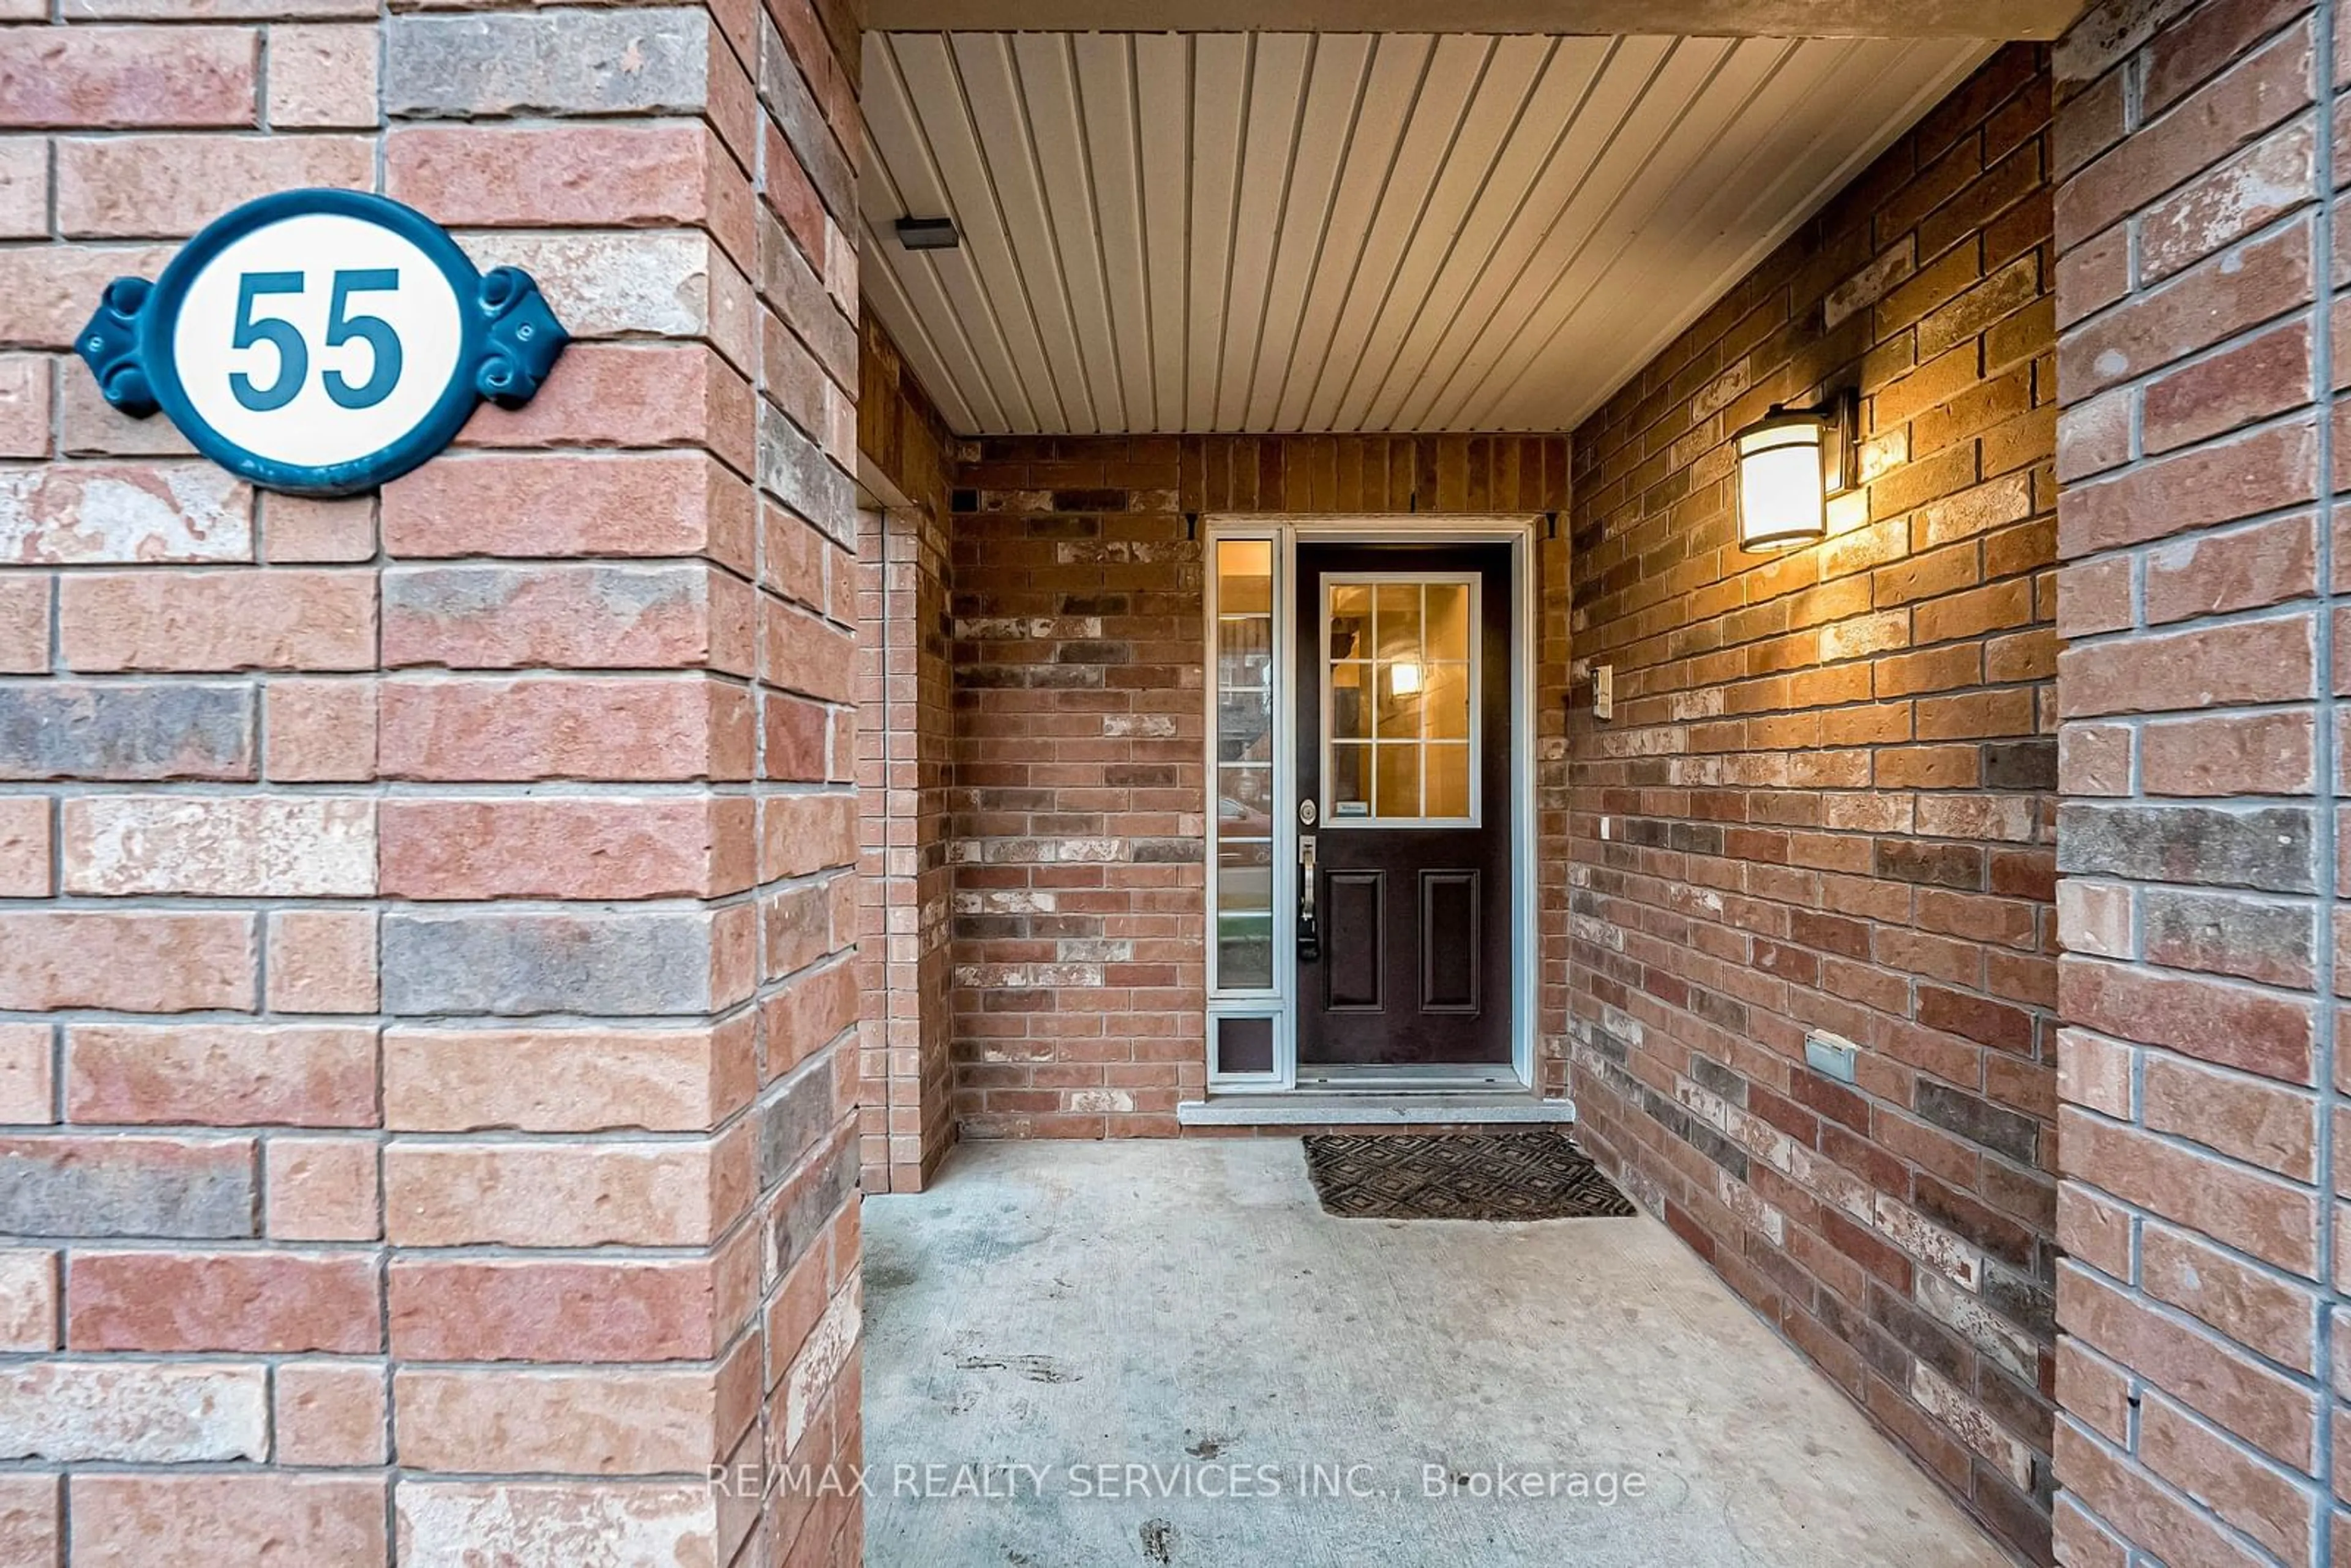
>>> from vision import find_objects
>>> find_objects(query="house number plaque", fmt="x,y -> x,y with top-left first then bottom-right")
76,189 -> 569,497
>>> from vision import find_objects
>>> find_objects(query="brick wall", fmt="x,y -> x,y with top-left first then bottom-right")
2047,1 -> 2350,1562
1566,46 -> 2063,1562
0,5 -> 866,1566
950,435 -> 1569,1135
855,309 -> 957,1191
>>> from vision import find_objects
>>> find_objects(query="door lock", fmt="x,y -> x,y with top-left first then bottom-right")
1297,833 -> 1319,963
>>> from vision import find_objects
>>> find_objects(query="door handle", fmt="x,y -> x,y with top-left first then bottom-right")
1297,833 -> 1319,962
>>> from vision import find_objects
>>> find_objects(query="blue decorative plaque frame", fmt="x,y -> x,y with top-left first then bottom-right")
77,189 -> 569,497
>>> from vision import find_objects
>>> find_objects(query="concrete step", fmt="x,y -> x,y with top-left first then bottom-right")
1176,1092 -> 1576,1127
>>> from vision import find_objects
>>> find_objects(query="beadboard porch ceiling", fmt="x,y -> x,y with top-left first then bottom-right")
858,32 -> 1998,438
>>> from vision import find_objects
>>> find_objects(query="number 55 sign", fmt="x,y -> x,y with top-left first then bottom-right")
77,189 -> 569,497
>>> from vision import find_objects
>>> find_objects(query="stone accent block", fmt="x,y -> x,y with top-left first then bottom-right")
381,451 -> 754,571
757,958 -> 857,1079
781,1276 -> 858,1454
759,1052 -> 840,1187
386,10 -> 730,125
263,678 -> 377,782
760,595 -> 855,703
62,795 -> 374,896
393,1363 -> 745,1475
0,463 -> 249,564
0,1133 -> 254,1238
264,909 -> 380,1015
760,401 -> 855,542
395,1481 -> 724,1568
0,244 -> 180,352
377,675 -> 753,782
0,354 -> 54,459
0,911 -> 255,1011
64,1024 -> 377,1127
460,230 -> 756,370
0,1023 -> 51,1123
380,797 -> 756,901
0,797 -> 51,896
381,907 -> 749,1016
0,1474 -> 58,1567
261,493 -> 375,563
0,1362 -> 266,1461
761,790 -> 860,881
60,568 -> 376,672
265,1135 -> 381,1242
56,132 -> 372,239
0,681 -> 254,782
0,575 -> 48,673
382,563 -> 754,674
0,25 -> 257,129
0,1247 -> 58,1350
0,140 -> 42,238
2058,610 -> 2315,718
384,1131 -> 752,1248
457,342 -> 758,476
763,1125 -> 854,1281
266,24 -> 378,130
59,0 -> 378,13
66,1249 -> 380,1352
69,1474 -> 386,1564
274,1359 -> 388,1468
2057,801 -> 2314,894
386,122 -> 751,269
389,1254 -> 733,1362
383,1017 -> 756,1133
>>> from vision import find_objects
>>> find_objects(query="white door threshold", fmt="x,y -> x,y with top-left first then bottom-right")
1177,1092 -> 1576,1127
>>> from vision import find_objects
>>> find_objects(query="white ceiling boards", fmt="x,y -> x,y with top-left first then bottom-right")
860,32 -> 1997,437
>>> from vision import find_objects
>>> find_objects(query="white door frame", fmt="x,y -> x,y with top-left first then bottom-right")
1203,514 -> 1539,1093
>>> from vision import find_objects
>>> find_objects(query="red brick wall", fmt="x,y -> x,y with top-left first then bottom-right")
1566,46 -> 2062,1562
950,435 -> 1570,1135
0,5 -> 865,1564
855,309 -> 958,1191
2048,1 -> 2348,1562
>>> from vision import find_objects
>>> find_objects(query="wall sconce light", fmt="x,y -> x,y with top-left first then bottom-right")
1732,391 -> 1856,552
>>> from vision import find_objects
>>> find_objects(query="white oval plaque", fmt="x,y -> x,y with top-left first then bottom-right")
78,190 -> 568,497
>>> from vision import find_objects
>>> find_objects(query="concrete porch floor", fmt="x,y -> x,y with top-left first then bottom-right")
863,1140 -> 2015,1568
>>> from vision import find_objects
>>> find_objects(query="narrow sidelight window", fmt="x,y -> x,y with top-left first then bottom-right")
1212,539 -> 1276,992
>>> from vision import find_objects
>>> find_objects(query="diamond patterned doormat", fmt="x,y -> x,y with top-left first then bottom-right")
1302,1131 -> 1635,1221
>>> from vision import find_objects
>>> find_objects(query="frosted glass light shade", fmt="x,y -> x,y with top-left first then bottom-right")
1734,409 -> 1832,550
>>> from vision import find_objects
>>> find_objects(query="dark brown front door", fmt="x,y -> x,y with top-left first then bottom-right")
1294,542 -> 1512,1067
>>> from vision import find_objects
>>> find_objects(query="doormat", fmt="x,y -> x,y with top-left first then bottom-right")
1302,1131 -> 1635,1221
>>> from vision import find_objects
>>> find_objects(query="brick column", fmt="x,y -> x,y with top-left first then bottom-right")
0,5 -> 864,1566
854,310 -> 957,1193
2050,1 -> 2344,1563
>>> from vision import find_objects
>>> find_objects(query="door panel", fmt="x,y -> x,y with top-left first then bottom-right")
1420,869 -> 1480,1013
1295,542 -> 1511,1067
1323,869 -> 1385,1010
